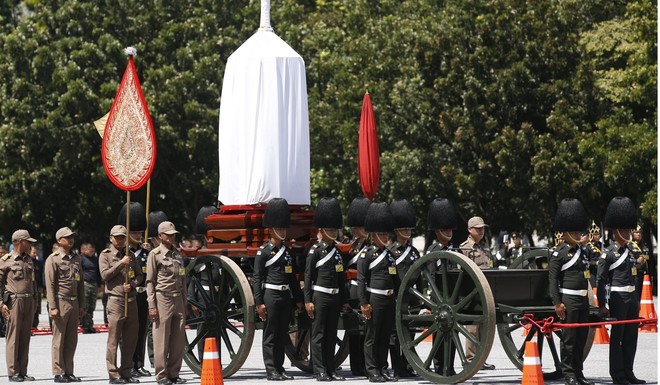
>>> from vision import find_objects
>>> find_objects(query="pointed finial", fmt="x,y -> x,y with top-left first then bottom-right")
124,47 -> 137,57
260,0 -> 273,32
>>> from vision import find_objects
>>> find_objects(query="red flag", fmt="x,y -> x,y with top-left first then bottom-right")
102,56 -> 157,191
358,92 -> 379,201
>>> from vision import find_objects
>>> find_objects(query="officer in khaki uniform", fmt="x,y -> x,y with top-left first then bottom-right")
0,229 -> 38,382
146,221 -> 187,385
460,216 -> 495,371
45,227 -> 85,382
100,225 -> 143,384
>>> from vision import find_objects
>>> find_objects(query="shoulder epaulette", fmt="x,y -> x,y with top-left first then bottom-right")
1,253 -> 10,261
459,240 -> 470,247
153,248 -> 161,255
308,244 -> 320,255
102,248 -> 111,253
629,241 -> 642,253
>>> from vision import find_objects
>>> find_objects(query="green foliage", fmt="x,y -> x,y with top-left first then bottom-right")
0,0 -> 655,247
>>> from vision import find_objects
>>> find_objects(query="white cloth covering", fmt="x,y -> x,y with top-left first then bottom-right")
218,29 -> 310,205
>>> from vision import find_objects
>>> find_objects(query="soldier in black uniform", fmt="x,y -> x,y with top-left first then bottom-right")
630,225 -> 649,300
387,199 -> 419,378
344,197 -> 371,376
424,198 -> 458,376
305,197 -> 350,381
548,198 -> 594,385
358,202 -> 398,383
596,197 -> 645,385
118,202 -> 153,378
253,198 -> 304,381
582,222 -> 602,288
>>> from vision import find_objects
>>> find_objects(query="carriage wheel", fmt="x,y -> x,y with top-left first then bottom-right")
284,312 -> 350,373
497,282 -> 596,380
183,255 -> 255,378
396,251 -> 496,384
509,249 -> 552,269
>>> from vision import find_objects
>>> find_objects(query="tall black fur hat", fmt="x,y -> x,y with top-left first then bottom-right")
604,196 -> 637,229
427,198 -> 458,230
364,202 -> 394,233
314,197 -> 343,229
118,202 -> 147,232
553,198 -> 589,232
263,198 -> 291,228
195,206 -> 219,235
390,199 -> 416,229
147,211 -> 168,238
347,197 -> 371,227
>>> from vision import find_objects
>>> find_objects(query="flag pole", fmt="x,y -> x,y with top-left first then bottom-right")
144,179 -> 151,242
125,190 -> 131,317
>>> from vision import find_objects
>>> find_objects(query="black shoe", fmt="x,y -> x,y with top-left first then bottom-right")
267,372 -> 285,381
122,378 -> 139,384
381,372 -> 398,382
279,371 -> 294,380
368,374 -> 386,383
576,377 -> 594,385
626,377 -> 646,385
21,375 -> 35,381
136,368 -> 151,377
83,328 -> 97,334
612,378 -> 630,385
169,378 -> 187,384
480,362 -> 495,370
54,375 -> 69,383
394,370 -> 416,378
66,375 -> 81,382
565,377 -> 581,385
9,375 -> 24,383
316,373 -> 332,382
329,372 -> 345,381
131,369 -> 141,378
156,379 -> 172,385
109,379 -> 126,385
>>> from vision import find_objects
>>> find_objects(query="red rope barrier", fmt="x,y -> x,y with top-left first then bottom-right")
519,314 -> 658,336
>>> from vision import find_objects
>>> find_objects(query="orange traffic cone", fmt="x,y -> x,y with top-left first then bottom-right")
521,341 -> 544,385
638,274 -> 657,333
592,288 -> 610,343
201,337 -> 224,385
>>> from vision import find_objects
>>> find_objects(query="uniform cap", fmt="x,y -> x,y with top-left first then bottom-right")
55,227 -> 75,240
347,197 -> 371,227
148,211 -> 168,238
110,225 -> 127,236
427,198 -> 457,230
364,202 -> 394,233
603,196 -> 637,229
553,198 -> 589,232
467,216 -> 488,228
117,202 -> 147,232
314,197 -> 343,229
511,232 -> 520,239
263,198 -> 291,228
390,198 -> 416,229
195,206 -> 218,235
12,229 -> 36,243
158,221 -> 179,235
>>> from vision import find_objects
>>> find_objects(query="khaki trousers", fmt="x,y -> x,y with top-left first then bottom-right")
465,325 -> 480,362
51,299 -> 79,375
5,297 -> 35,376
152,293 -> 186,381
106,297 -> 138,379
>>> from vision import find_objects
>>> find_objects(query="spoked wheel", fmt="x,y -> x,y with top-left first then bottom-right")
184,255 -> 255,378
497,282 -> 596,380
396,251 -> 496,384
509,248 -> 552,269
285,312 -> 350,373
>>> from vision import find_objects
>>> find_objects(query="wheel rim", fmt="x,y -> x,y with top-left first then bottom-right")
396,251 -> 496,384
183,255 -> 255,377
285,312 -> 350,372
509,249 -> 552,269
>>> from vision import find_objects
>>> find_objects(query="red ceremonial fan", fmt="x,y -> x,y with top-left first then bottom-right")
102,53 -> 156,191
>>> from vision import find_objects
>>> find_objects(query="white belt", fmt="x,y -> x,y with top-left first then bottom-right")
349,280 -> 358,286
263,283 -> 290,291
312,285 -> 339,295
367,287 -> 394,296
559,288 -> 588,297
610,285 -> 635,293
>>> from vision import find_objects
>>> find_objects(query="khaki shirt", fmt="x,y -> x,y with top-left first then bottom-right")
146,244 -> 187,309
460,237 -> 491,269
44,250 -> 85,310
99,245 -> 143,297
0,251 -> 35,307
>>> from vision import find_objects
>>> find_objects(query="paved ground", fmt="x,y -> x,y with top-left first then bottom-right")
0,299 -> 657,384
